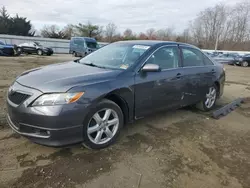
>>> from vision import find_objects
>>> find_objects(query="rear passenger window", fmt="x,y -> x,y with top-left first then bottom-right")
182,48 -> 204,67
203,55 -> 214,65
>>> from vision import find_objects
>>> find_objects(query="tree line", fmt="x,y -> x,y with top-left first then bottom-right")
1,1 -> 250,50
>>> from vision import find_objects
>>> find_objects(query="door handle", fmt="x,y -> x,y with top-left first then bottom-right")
211,69 -> 216,73
176,73 -> 182,79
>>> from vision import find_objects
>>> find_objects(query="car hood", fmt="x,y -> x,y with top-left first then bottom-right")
43,47 -> 53,50
16,61 -> 121,93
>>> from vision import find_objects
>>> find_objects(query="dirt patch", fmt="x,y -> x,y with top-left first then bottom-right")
12,148 -> 121,188
0,133 -> 21,141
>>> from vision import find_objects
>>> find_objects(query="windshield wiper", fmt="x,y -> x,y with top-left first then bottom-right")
82,62 -> 107,69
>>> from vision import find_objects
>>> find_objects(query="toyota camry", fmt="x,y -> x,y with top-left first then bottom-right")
6,41 -> 225,149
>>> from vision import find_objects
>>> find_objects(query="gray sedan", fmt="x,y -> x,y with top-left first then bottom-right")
6,41 -> 225,149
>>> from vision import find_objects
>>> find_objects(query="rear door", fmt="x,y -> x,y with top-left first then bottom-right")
179,46 -> 216,106
22,42 -> 37,53
134,45 -> 185,117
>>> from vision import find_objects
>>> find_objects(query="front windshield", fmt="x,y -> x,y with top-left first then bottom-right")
86,42 -> 97,49
34,42 -> 42,46
79,43 -> 151,70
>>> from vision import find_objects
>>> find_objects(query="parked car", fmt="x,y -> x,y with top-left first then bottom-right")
17,42 -> 53,56
6,41 -> 225,149
69,37 -> 98,57
0,41 -> 19,56
235,54 -> 250,67
212,53 -> 240,64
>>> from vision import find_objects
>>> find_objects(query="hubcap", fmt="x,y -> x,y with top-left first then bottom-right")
205,87 -> 216,109
242,61 -> 248,67
87,108 -> 119,145
38,50 -> 42,55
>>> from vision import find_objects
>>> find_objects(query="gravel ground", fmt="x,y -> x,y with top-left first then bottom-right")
0,55 -> 250,188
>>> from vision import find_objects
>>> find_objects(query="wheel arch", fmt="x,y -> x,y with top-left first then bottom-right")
103,88 -> 134,125
214,81 -> 220,94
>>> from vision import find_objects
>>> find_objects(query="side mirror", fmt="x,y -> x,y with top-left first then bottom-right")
141,64 -> 161,72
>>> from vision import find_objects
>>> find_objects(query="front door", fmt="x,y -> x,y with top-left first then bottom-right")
134,45 -> 184,118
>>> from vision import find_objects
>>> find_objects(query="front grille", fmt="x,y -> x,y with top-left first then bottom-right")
8,92 -> 30,105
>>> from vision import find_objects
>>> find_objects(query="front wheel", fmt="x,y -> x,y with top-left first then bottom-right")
37,49 -> 43,56
196,85 -> 217,111
17,47 -> 22,54
241,61 -> 249,67
82,99 -> 124,149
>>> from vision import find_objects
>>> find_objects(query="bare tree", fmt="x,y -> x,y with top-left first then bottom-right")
105,22 -> 117,42
225,1 -> 250,49
156,28 -> 175,40
40,25 -> 67,39
189,3 -> 228,49
63,24 -> 75,38
123,28 -> 133,37
138,32 -> 148,40
189,1 -> 250,50
146,28 -> 156,39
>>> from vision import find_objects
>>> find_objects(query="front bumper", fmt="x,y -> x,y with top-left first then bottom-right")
7,114 -> 83,146
43,49 -> 53,55
6,82 -> 90,147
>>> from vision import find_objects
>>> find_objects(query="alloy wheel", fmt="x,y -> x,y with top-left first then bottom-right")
242,61 -> 249,67
205,87 -> 216,109
87,108 -> 119,145
37,50 -> 43,56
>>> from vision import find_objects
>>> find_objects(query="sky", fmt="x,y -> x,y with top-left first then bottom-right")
0,0 -> 244,34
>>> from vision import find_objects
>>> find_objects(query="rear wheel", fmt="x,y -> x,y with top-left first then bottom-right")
196,85 -> 217,111
82,99 -> 124,149
241,61 -> 249,67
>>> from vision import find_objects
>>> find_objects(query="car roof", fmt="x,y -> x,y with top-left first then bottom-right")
72,37 -> 95,40
115,40 -> 197,48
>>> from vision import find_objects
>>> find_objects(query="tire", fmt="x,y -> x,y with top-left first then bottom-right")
17,47 -> 22,54
73,52 -> 77,57
241,61 -> 249,67
37,49 -> 43,56
196,85 -> 218,112
82,99 -> 124,149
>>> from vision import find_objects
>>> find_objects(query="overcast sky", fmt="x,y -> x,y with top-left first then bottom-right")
1,0 -> 244,33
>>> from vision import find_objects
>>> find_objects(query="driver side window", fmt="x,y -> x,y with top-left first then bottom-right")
146,46 -> 179,69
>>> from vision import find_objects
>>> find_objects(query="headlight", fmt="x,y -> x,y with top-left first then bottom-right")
32,92 -> 84,106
